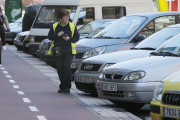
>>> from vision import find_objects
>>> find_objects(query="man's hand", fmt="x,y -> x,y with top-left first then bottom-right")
57,31 -> 64,37
2,45 -> 6,50
62,36 -> 70,41
7,28 -> 10,32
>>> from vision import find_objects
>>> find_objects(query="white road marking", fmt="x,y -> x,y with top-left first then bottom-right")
9,80 -> 16,83
6,75 -> 12,78
1,67 -> 5,69
0,65 -> 2,66
37,116 -> 47,120
17,91 -> 25,95
13,85 -> 19,89
23,98 -> 31,103
29,106 -> 39,111
3,71 -> 8,74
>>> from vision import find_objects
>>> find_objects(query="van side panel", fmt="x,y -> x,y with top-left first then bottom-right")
126,5 -> 153,15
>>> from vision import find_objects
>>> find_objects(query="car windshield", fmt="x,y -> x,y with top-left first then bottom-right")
86,22 -> 113,38
93,16 -> 147,39
33,6 -> 77,28
153,33 -> 180,56
78,21 -> 109,34
135,28 -> 180,50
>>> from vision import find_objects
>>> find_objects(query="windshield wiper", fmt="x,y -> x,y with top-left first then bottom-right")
150,52 -> 158,55
159,52 -> 179,57
139,47 -> 156,50
131,47 -> 141,50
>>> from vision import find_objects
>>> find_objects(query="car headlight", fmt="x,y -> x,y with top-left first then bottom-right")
83,46 -> 106,58
29,36 -> 35,42
154,82 -> 164,101
99,69 -> 105,79
124,71 -> 145,81
78,63 -> 82,70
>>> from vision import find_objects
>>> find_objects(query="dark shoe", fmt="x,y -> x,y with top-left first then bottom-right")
64,89 -> 70,94
58,88 -> 64,93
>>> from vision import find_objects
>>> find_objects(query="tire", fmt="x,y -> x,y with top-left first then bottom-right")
111,101 -> 145,111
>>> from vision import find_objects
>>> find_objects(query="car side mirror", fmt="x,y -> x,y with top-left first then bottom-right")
134,35 -> 146,42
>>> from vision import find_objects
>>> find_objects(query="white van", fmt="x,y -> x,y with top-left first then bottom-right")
28,0 -> 156,55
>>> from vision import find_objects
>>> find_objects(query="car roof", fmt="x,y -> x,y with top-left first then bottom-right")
127,12 -> 180,18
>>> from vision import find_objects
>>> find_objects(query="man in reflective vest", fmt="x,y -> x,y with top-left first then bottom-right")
48,9 -> 79,94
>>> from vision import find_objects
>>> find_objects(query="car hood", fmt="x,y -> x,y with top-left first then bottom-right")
17,31 -> 30,36
10,27 -> 22,33
82,50 -> 152,64
104,56 -> 180,82
76,38 -> 128,53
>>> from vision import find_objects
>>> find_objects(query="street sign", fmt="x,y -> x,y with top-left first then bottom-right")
5,0 -> 22,23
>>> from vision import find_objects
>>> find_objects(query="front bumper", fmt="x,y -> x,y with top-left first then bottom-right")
36,50 -> 46,58
150,100 -> 180,120
74,71 -> 100,92
29,42 -> 40,55
96,81 -> 159,103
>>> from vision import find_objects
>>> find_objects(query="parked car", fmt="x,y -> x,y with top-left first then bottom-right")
41,20 -> 116,64
6,26 -> 22,45
71,12 -> 180,77
22,34 -> 30,52
30,19 -> 116,55
14,31 -> 30,50
96,32 -> 180,110
74,24 -> 180,93
9,17 -> 22,27
150,70 -> 180,120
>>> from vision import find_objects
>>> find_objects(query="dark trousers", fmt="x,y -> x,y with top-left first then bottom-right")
55,48 -> 74,90
0,27 -> 5,46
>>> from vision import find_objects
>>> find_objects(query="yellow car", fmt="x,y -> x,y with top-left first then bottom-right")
150,71 -> 180,120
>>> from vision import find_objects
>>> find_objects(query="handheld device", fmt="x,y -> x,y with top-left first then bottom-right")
62,34 -> 68,37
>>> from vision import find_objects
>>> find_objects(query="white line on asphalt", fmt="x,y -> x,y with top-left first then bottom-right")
6,75 -> 12,78
9,80 -> 16,83
13,85 -> 19,89
29,106 -> 39,111
0,67 -> 5,69
23,98 -> 31,103
0,65 -> 2,66
17,91 -> 25,95
37,116 -> 47,120
3,71 -> 8,74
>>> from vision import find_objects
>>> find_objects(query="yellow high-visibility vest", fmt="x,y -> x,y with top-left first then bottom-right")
48,22 -> 76,55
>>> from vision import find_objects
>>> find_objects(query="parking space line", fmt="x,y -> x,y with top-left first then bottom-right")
37,116 -> 47,120
0,67 -> 5,69
29,106 -> 39,111
13,85 -> 19,89
0,65 -> 2,66
17,91 -> 25,95
9,80 -> 16,83
3,71 -> 8,74
22,98 -> 31,103
6,75 -> 12,78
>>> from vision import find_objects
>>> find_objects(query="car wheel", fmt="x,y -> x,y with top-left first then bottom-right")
111,101 -> 145,111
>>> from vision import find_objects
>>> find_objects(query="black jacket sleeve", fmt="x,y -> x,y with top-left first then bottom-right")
48,26 -> 58,41
69,27 -> 80,43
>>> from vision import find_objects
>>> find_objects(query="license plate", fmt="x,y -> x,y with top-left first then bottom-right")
71,63 -> 75,68
163,107 -> 180,118
25,44 -> 29,47
79,76 -> 93,83
102,84 -> 117,91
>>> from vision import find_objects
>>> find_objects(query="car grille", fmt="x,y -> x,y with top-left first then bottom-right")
75,53 -> 84,58
105,74 -> 123,80
75,82 -> 96,90
102,91 -> 124,97
34,36 -> 48,42
81,63 -> 101,71
6,33 -> 15,38
162,92 -> 180,106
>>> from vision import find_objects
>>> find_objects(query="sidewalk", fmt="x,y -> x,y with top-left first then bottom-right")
5,45 -> 142,120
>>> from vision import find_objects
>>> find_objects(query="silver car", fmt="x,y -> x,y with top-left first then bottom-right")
74,24 -> 180,93
96,32 -> 180,110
